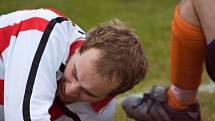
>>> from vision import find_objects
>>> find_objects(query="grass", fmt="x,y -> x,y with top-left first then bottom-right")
1,0 -> 215,121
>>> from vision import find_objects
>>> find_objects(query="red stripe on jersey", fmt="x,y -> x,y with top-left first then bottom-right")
0,17 -> 49,54
69,39 -> 85,55
0,80 -> 4,105
0,26 -> 13,55
49,102 -> 64,121
12,17 -> 48,36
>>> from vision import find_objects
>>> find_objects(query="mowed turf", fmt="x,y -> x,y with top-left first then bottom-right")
0,0 -> 214,121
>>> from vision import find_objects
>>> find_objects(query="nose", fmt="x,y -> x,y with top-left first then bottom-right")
64,80 -> 80,97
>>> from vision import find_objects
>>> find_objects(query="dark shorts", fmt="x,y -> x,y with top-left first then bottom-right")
206,39 -> 215,82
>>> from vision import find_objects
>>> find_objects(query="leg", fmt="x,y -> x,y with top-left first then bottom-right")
168,0 -> 207,111
179,0 -> 200,27
206,39 -> 215,82
121,1 -> 206,120
194,0 -> 215,42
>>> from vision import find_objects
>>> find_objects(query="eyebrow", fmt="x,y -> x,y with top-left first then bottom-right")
73,64 -> 99,98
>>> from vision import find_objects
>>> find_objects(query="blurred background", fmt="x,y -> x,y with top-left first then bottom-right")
1,0 -> 214,120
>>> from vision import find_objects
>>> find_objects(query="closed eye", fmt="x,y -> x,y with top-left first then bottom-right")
73,64 -> 79,81
73,63 -> 99,98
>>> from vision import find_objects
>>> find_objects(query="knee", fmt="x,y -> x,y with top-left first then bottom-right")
179,0 -> 194,15
179,0 -> 200,27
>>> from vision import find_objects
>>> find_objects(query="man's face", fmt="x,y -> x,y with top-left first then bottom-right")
57,48 -> 117,103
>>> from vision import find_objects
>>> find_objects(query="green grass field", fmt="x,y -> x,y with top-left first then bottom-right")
1,0 -> 215,120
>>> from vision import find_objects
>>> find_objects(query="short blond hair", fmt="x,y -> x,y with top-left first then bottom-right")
79,19 -> 148,96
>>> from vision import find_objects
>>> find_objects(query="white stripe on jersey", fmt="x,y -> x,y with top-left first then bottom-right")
4,30 -> 44,121
0,58 -> 5,80
0,9 -> 62,28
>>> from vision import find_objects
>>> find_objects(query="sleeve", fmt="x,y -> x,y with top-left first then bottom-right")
3,18 -> 78,121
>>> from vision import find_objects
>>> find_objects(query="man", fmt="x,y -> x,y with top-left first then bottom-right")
0,8 -> 148,121
122,0 -> 214,121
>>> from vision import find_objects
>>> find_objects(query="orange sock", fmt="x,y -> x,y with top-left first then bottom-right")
168,6 -> 207,111
170,6 -> 207,90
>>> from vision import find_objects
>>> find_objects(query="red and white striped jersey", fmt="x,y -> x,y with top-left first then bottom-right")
0,9 -> 115,121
